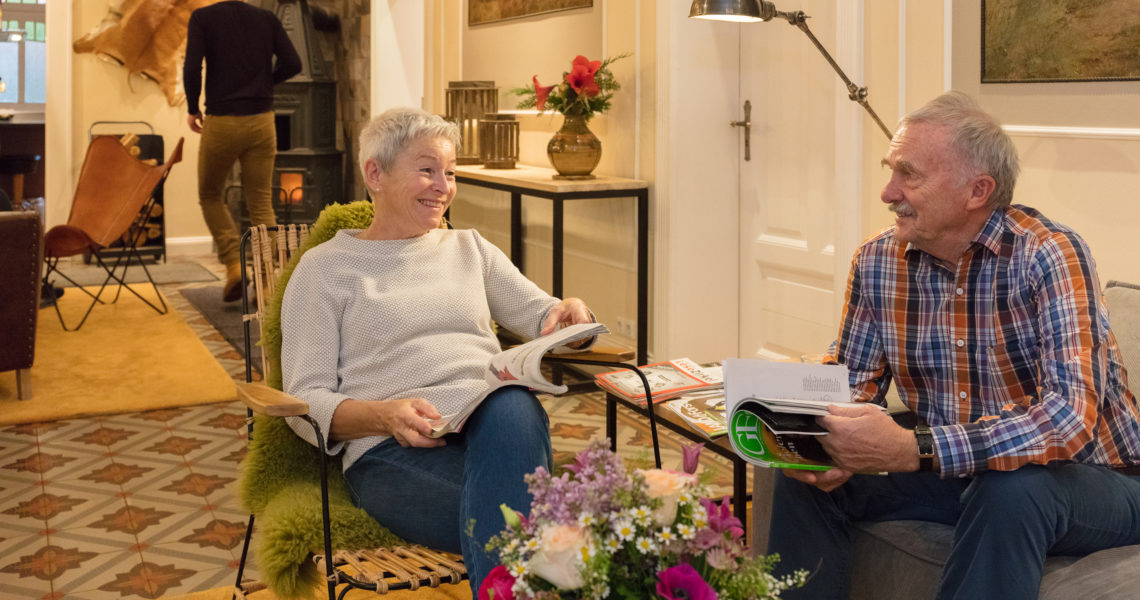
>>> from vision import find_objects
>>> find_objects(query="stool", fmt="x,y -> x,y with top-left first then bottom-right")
0,153 -> 41,208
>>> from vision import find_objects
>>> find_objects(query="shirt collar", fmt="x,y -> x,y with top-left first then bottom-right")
901,207 -> 1006,260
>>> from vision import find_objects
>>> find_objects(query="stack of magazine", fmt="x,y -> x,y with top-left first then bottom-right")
663,390 -> 728,439
594,358 -> 722,407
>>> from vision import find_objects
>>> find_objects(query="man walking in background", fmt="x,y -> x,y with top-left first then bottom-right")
184,0 -> 300,301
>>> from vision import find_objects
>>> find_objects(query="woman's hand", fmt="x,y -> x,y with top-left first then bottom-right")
330,398 -> 445,448
541,297 -> 595,348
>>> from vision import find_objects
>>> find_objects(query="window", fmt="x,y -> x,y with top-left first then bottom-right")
0,0 -> 46,110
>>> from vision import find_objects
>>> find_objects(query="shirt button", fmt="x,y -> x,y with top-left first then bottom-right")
956,339 -> 965,348
956,287 -> 964,296
959,391 -> 967,399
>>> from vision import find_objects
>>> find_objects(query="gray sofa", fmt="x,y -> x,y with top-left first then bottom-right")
751,280 -> 1140,599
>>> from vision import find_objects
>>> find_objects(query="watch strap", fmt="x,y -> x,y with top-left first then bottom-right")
914,424 -> 935,472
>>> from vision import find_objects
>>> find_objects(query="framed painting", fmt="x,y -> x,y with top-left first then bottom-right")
469,0 -> 593,26
982,0 -> 1140,83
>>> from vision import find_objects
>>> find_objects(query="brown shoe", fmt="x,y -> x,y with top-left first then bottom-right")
222,263 -> 243,303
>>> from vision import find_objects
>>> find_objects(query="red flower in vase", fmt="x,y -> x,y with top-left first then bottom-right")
565,55 -> 601,97
532,76 -> 556,111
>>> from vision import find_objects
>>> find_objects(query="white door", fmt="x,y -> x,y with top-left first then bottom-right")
736,1 -> 863,360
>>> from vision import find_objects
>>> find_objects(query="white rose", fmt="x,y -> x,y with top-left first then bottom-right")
640,469 -> 695,526
528,524 -> 587,590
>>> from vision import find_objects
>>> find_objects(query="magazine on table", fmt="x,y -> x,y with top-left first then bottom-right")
663,390 -> 728,440
428,322 -> 609,437
724,358 -> 880,470
595,357 -> 722,406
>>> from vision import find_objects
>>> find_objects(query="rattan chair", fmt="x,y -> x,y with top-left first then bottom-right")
230,201 -> 655,600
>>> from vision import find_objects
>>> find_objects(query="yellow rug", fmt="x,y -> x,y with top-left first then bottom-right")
162,583 -> 471,600
0,284 -> 237,424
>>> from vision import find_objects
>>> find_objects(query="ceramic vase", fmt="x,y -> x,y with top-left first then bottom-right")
546,113 -> 601,179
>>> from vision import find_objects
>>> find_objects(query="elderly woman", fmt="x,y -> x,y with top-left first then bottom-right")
280,107 -> 595,592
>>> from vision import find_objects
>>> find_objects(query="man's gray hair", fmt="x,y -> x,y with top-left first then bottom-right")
901,91 -> 1020,207
358,107 -> 461,176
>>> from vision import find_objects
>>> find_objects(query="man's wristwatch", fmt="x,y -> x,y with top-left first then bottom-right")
914,424 -> 935,472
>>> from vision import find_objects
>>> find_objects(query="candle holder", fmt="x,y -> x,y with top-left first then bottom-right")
445,81 -> 498,165
478,113 -> 519,169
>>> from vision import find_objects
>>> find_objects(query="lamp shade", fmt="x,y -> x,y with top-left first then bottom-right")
688,0 -> 775,22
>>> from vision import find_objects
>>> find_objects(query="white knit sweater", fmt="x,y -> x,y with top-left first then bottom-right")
280,228 -> 559,469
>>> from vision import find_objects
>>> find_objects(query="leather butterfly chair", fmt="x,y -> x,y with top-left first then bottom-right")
231,201 -> 656,600
42,135 -> 184,331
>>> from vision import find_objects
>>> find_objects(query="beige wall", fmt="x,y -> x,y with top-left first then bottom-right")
427,2 -> 657,350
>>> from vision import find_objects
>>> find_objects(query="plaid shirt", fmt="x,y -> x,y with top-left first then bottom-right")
831,205 -> 1140,477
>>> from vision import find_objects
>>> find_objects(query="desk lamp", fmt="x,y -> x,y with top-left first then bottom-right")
689,0 -> 894,141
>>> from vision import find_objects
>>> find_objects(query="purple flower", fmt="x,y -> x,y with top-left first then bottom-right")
682,443 -> 704,475
656,563 -> 718,600
701,497 -> 744,540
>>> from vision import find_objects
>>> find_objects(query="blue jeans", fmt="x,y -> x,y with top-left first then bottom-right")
768,464 -> 1140,600
343,386 -> 552,595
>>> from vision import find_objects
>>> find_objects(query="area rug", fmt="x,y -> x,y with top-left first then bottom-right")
162,582 -> 470,600
48,259 -> 218,287
0,284 -> 237,424
181,282 -> 260,362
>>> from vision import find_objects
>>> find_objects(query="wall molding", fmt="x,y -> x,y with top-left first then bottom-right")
1003,125 -> 1140,141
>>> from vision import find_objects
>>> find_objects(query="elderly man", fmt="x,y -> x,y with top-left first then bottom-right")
768,91 -> 1140,599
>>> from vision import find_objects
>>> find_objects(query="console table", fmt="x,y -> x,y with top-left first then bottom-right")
455,164 -> 650,365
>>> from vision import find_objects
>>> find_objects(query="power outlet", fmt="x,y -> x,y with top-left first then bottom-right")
615,317 -> 636,339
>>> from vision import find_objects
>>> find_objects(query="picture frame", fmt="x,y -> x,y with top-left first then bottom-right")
469,0 -> 593,27
981,0 -> 1140,83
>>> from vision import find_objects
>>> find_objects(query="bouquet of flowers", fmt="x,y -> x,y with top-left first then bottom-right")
480,441 -> 806,600
510,54 -> 630,121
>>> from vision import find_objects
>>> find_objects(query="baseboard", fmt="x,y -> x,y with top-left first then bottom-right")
166,236 -> 215,256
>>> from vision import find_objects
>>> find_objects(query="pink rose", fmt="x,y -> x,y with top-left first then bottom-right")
528,524 -> 587,590
640,469 -> 696,526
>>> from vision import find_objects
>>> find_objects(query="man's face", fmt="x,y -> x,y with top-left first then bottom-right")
880,122 -> 976,253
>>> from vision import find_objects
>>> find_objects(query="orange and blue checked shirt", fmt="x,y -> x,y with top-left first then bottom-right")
831,204 -> 1140,478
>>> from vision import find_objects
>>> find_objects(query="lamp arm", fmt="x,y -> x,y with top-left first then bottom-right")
776,10 -> 894,141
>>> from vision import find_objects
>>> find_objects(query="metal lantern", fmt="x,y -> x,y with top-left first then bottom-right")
445,81 -> 498,164
478,113 -> 519,169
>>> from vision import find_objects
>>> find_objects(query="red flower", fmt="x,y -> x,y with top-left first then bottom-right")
572,55 -> 602,76
478,565 -> 516,600
532,75 -> 555,111
565,64 -> 600,98
656,563 -> 718,600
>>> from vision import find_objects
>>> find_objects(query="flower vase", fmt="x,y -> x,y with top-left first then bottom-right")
547,113 -> 601,180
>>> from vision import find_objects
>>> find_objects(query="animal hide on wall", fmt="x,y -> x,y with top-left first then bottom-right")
73,0 -> 222,107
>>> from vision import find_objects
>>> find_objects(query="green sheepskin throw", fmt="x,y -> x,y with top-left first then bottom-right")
239,200 -> 403,599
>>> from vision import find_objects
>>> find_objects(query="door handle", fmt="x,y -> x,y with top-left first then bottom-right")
730,99 -> 752,161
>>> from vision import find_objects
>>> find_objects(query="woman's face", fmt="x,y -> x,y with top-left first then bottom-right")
368,135 -> 457,239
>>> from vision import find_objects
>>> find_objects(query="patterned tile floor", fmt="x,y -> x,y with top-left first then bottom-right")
0,254 -> 748,599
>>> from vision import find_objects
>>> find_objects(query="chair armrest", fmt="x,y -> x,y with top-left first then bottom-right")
236,382 -> 310,417
559,344 -> 635,363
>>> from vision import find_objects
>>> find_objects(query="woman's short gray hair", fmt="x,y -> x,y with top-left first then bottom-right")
901,91 -> 1020,207
357,107 -> 461,175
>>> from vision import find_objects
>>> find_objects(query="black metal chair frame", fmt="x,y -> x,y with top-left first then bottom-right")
229,227 -> 660,600
43,185 -> 169,332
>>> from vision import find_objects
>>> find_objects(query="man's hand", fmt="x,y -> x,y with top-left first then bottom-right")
187,113 -> 203,133
540,297 -> 593,337
782,467 -> 853,492
818,403 -> 919,473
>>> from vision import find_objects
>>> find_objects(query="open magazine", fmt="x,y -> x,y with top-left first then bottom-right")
724,358 -> 871,470
595,358 -> 722,406
428,322 -> 609,437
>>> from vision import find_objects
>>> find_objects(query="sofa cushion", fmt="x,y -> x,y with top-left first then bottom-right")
1105,281 -> 1140,396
